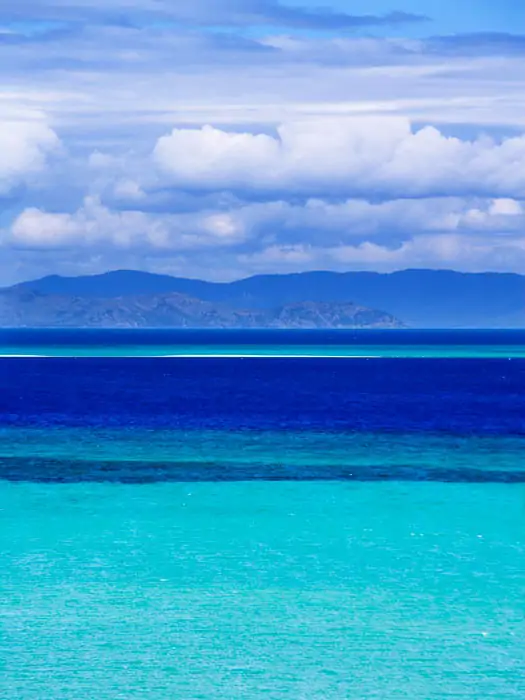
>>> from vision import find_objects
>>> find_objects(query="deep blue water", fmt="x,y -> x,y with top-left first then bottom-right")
1,356 -> 524,483
2,327 -> 525,347
1,357 -> 524,432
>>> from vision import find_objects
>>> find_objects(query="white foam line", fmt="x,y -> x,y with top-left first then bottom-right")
0,353 -> 516,359
158,354 -> 381,358
0,353 -> 381,358
0,354 -> 47,357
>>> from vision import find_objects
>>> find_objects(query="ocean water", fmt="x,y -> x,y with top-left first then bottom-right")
1,333 -> 525,698
1,328 -> 525,357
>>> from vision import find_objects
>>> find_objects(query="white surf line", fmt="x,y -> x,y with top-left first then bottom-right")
158,353 -> 382,358
0,352 -> 382,358
1,352 -> 516,358
0,354 -> 47,357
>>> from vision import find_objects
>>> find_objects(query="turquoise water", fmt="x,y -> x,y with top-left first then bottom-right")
1,352 -> 525,697
2,481 -> 525,698
1,329 -> 525,357
1,428 -> 525,479
2,342 -> 525,358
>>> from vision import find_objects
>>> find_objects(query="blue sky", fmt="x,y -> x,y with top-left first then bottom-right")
296,0 -> 524,34
1,0 -> 525,284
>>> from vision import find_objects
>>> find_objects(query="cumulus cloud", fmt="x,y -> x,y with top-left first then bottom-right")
330,231 -> 525,274
239,233 -> 525,277
5,192 -> 525,279
2,7 -> 525,283
7,196 -> 248,251
0,117 -> 60,195
3,110 -> 525,282
153,118 -> 525,199
233,196 -> 525,243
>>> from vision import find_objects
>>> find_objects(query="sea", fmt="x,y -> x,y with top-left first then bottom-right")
1,329 -> 524,699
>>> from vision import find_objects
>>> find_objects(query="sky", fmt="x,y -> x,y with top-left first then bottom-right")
1,0 -> 525,284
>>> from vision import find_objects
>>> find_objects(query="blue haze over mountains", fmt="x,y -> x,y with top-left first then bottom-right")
4,269 -> 525,329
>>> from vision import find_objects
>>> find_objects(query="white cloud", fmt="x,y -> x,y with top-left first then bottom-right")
239,232 -> 525,276
112,179 -> 146,201
2,9 -> 525,284
2,23 -> 525,153
489,198 -> 522,216
7,196 -> 247,251
0,117 -> 60,195
153,118 -> 525,198
237,196 -> 525,238
11,208 -> 79,246
154,125 -> 280,188
5,193 -> 525,281
10,197 -> 168,249
328,232 -> 525,272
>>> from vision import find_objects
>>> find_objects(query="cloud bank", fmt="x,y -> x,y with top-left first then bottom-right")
153,118 -> 525,199
1,1 -> 525,285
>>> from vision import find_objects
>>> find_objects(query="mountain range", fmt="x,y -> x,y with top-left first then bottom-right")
1,268 -> 525,328
0,288 -> 401,329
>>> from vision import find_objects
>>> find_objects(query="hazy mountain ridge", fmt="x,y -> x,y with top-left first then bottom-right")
8,268 -> 525,328
0,288 -> 402,329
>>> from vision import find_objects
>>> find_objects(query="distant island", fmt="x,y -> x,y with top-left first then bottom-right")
1,268 -> 524,329
0,288 -> 402,329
